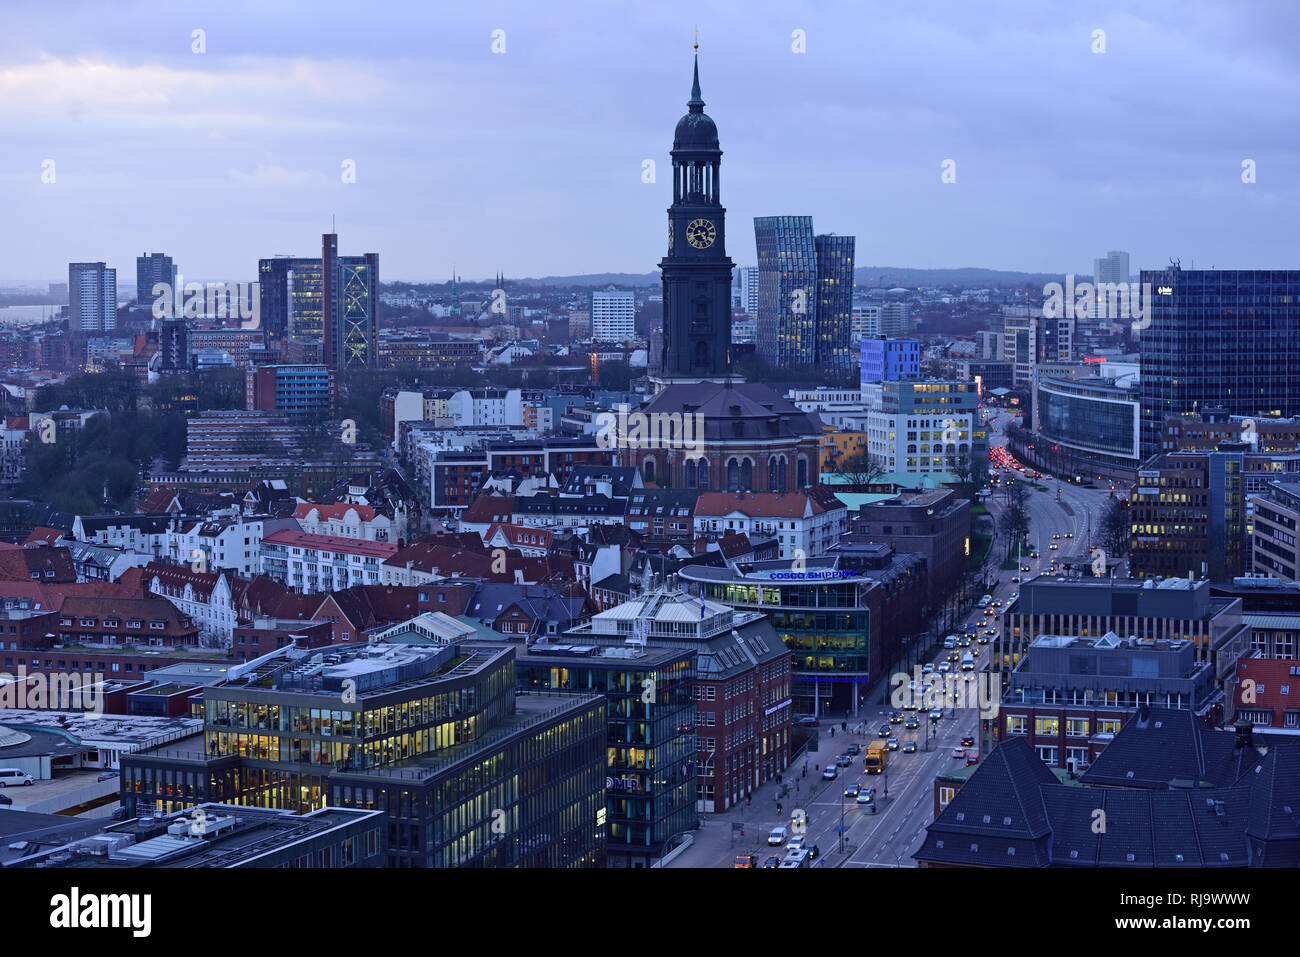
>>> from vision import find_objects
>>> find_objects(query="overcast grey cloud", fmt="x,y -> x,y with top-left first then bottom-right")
1,0 -> 1297,282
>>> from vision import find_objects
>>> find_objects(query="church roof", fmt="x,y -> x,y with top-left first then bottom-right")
642,381 -> 822,442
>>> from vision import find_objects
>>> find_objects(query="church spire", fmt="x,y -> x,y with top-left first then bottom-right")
688,34 -> 703,112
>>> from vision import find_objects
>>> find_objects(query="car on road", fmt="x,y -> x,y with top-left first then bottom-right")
822,764 -> 838,780
796,716 -> 819,727
768,826 -> 788,846
937,662 -> 951,673
856,789 -> 874,805
960,735 -> 975,747
905,716 -> 919,729
878,724 -> 891,737
902,740 -> 917,753
922,663 -> 935,674
844,783 -> 861,798
966,752 -> 981,766
1065,532 -> 1073,538
887,738 -> 899,751
947,650 -> 959,662
958,636 -> 972,647
762,856 -> 781,868
0,792 -> 11,806
1010,576 -> 1021,583
1052,533 -> 1061,540
951,748 -> 966,759
836,753 -> 852,767
890,712 -> 903,724
1050,543 -> 1058,550
788,835 -> 807,852
929,709 -> 944,721
846,743 -> 861,756
1020,565 -> 1031,572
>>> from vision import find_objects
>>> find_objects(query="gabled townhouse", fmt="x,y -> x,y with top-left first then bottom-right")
483,523 -> 553,558
461,582 -> 595,641
71,514 -> 172,556
292,502 -> 394,542
693,489 -> 849,560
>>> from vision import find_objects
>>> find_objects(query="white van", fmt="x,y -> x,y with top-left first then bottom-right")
0,768 -> 33,787
768,826 -> 788,846
943,636 -> 958,649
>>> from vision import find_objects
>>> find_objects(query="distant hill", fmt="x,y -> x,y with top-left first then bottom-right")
383,266 -> 1081,290
854,267 -> 1075,288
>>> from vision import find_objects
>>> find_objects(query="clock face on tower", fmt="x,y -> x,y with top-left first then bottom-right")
686,218 -> 716,249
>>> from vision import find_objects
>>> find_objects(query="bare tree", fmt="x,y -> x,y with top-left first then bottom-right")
833,449 -> 887,491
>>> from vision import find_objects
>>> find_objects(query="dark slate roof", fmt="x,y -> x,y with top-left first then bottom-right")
914,737 -> 1056,868
1081,708 -> 1265,789
639,381 -> 821,442
626,488 -> 699,518
560,466 -> 639,498
1246,744 -> 1300,844
77,514 -> 173,535
917,720 -> 1300,868
513,494 -> 626,518
1042,786 -> 1253,867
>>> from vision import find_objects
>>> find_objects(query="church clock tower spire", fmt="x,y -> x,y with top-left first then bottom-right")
656,43 -> 733,386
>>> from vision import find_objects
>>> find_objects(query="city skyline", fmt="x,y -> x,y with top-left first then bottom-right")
3,0 -> 1299,281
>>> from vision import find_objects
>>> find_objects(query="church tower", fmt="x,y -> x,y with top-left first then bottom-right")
656,45 -> 734,387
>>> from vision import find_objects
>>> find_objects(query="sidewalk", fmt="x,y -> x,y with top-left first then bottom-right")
667,713 -> 898,868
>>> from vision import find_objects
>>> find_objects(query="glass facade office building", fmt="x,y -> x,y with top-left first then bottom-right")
678,564 -> 872,715
1035,373 -> 1141,467
515,643 -> 697,868
121,641 -> 607,867
754,217 -> 855,374
1139,269 -> 1300,458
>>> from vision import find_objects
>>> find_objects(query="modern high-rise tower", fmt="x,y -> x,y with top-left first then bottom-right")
754,218 -> 855,375
655,49 -> 734,385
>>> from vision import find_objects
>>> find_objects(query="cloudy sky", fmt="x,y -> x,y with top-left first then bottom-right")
1,0 -> 1297,283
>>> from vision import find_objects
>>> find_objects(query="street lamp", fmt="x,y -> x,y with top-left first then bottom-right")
839,789 -> 846,854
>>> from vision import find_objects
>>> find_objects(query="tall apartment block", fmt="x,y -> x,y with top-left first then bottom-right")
1139,269 -> 1300,458
136,252 -> 177,314
1002,305 -> 1074,389
589,289 -> 636,342
737,265 -> 759,316
754,216 -> 855,376
68,262 -> 117,333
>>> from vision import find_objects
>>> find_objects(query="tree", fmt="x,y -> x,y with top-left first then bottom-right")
948,451 -> 990,501
832,449 -> 886,490
1100,497 -> 1131,556
998,504 -> 1031,562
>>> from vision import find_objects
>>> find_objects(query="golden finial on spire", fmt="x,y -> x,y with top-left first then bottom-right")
694,26 -> 699,52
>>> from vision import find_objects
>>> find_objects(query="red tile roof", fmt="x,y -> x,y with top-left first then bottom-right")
293,502 -> 379,523
261,529 -> 399,558
694,491 -> 843,519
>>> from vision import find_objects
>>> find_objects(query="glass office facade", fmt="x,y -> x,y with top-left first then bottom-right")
754,217 -> 857,374
1139,270 -> 1300,457
815,233 -> 855,377
687,573 -> 871,714
515,650 -> 696,867
122,644 -> 608,867
755,216 -> 818,370
1036,378 -> 1140,463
